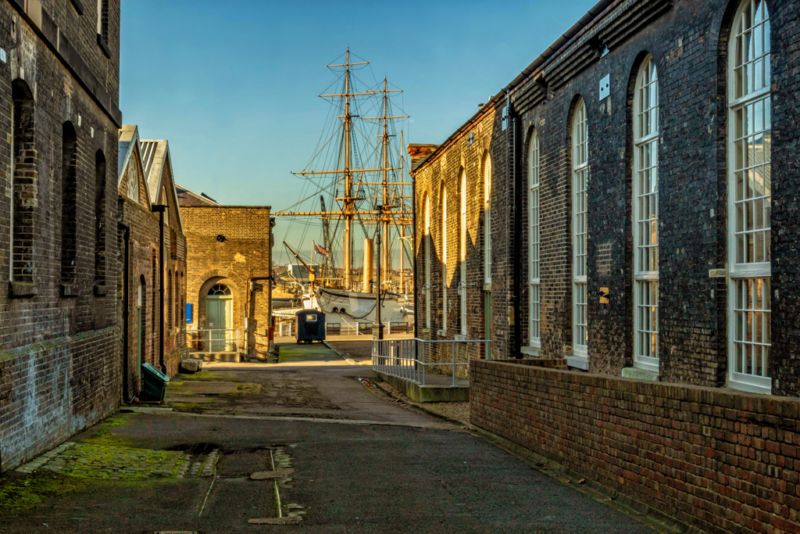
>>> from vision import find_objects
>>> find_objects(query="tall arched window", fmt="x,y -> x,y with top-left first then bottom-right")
529,130 -> 541,349
571,98 -> 589,362
61,122 -> 78,287
484,154 -> 492,284
10,80 -> 36,287
424,195 -> 431,329
633,56 -> 660,372
95,150 -> 107,288
728,0 -> 771,393
175,269 -> 180,327
460,171 -> 467,336
167,271 -> 173,331
441,185 -> 448,332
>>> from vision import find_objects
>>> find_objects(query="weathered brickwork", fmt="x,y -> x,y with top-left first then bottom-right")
0,0 -> 122,471
414,0 -> 800,396
472,360 -> 800,534
181,206 -> 271,360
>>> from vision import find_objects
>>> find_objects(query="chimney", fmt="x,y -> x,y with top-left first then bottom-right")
407,144 -> 439,172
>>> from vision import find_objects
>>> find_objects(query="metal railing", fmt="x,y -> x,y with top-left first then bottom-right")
372,338 -> 490,387
186,329 -> 240,354
325,322 -> 413,336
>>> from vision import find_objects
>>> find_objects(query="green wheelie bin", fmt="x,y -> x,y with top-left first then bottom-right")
140,363 -> 170,402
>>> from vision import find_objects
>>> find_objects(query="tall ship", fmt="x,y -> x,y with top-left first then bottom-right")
273,49 -> 413,329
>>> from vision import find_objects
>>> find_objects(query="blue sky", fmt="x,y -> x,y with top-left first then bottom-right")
120,0 -> 597,265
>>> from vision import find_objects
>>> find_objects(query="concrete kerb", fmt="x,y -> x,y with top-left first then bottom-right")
323,340 -> 358,366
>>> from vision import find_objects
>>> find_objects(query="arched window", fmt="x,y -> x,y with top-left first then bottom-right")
484,154 -> 492,284
633,56 -> 660,372
460,171 -> 467,336
175,270 -> 180,328
571,98 -> 589,362
529,130 -> 541,349
10,80 -> 36,286
61,122 -> 78,287
441,185 -> 448,332
167,271 -> 173,330
95,150 -> 107,288
209,284 -> 232,296
728,0 -> 771,393
127,161 -> 138,202
424,195 -> 431,329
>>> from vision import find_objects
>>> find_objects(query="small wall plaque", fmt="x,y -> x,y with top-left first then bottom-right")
599,74 -> 610,100
709,268 -> 728,278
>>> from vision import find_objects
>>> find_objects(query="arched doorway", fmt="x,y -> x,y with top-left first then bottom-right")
207,283 -> 233,351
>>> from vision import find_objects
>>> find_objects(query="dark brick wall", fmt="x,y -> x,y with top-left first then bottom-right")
414,0 -> 800,396
182,206 -> 271,360
471,360 -> 800,534
0,0 -> 121,471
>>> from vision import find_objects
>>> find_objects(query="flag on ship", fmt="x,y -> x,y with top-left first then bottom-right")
313,241 -> 330,256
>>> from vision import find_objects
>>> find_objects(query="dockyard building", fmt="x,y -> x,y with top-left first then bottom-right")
117,126 -> 188,400
413,0 -> 800,530
180,201 -> 272,362
0,0 -> 122,471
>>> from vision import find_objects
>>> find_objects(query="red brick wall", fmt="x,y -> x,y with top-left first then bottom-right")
471,360 -> 800,534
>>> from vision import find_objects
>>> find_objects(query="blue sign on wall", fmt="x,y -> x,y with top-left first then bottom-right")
186,303 -> 193,324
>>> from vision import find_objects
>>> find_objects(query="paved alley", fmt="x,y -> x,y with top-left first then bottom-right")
0,342 -> 653,533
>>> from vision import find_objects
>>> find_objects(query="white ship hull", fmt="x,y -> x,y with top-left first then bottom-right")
301,287 -> 412,324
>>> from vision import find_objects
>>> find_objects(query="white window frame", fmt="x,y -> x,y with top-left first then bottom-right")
569,99 -> 589,367
633,56 -> 660,373
440,186 -> 448,335
460,172 -> 468,337
727,0 -> 772,394
484,154 -> 492,287
424,196 -> 431,329
528,130 -> 541,350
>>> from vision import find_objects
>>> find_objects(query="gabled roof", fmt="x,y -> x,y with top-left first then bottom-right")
140,139 -> 185,234
175,183 -> 220,207
117,125 -> 152,210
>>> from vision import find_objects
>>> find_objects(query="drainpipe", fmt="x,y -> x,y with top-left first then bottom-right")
412,166 -> 418,339
119,220 -> 133,402
506,90 -> 523,359
152,204 -> 167,373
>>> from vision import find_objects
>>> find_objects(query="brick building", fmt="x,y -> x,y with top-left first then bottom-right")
180,203 -> 272,361
412,0 -> 800,530
413,0 -> 800,396
0,0 -> 123,471
117,126 -> 188,400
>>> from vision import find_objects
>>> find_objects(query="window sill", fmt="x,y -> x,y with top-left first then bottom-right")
96,34 -> 111,58
565,356 -> 588,370
454,334 -> 466,341
729,375 -> 772,395
60,283 -> 78,298
94,284 -> 108,297
10,281 -> 37,298
437,329 -> 447,336
520,346 -> 540,357
621,367 -> 659,381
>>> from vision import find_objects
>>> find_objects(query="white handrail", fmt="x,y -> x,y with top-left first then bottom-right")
371,338 -> 490,387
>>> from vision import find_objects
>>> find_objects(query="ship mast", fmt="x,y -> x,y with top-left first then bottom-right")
276,50 -> 412,293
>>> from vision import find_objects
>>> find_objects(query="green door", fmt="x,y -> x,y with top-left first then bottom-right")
207,284 -> 233,352
484,291 -> 492,359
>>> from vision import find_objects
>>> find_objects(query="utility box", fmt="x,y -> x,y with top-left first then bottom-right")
140,363 -> 170,402
295,309 -> 325,344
